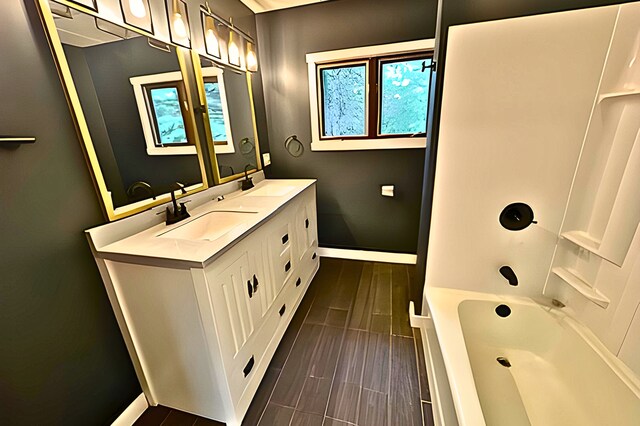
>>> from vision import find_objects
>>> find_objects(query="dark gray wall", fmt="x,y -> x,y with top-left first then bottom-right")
256,0 -> 438,253
0,2 -> 140,425
64,45 -> 129,206
67,37 -> 202,205
217,69 -> 259,177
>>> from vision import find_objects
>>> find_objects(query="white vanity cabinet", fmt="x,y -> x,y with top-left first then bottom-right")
89,180 -> 318,426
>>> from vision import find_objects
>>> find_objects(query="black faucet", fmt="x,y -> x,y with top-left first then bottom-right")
241,164 -> 255,191
499,266 -> 518,286
166,182 -> 190,225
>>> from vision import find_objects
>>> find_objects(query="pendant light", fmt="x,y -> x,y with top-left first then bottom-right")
171,0 -> 188,39
245,40 -> 258,72
228,28 -> 240,66
203,14 -> 220,58
128,0 -> 146,18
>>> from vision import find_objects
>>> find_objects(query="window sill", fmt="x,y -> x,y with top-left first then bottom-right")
146,145 -> 197,156
310,137 -> 426,151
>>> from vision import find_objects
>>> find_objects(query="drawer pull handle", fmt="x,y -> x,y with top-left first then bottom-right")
282,233 -> 289,244
296,277 -> 301,287
243,356 -> 255,377
253,274 -> 259,292
285,261 -> 291,272
312,253 -> 317,260
305,218 -> 309,229
279,304 -> 286,317
247,280 -> 253,298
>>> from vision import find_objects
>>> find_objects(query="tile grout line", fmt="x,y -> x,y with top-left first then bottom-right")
408,264 -> 428,426
320,267 -> 349,426
158,409 -> 172,426
413,329 -> 427,426
254,268 -> 325,426
322,261 -> 363,426
353,263 -> 374,426
387,263 -> 393,426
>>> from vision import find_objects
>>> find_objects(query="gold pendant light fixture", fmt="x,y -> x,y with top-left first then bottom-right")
202,3 -> 221,59
171,0 -> 188,39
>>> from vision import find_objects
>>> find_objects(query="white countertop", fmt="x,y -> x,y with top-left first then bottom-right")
91,179 -> 316,267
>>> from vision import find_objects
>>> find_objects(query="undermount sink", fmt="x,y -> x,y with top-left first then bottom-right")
157,210 -> 258,242
245,184 -> 296,197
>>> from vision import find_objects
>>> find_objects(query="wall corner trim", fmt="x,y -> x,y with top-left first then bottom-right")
317,247 -> 417,264
111,393 -> 148,426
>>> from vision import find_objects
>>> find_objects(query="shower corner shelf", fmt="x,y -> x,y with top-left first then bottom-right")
598,89 -> 640,103
551,267 -> 610,308
561,230 -> 601,253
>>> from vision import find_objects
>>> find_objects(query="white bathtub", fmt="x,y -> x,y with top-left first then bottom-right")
417,288 -> 640,426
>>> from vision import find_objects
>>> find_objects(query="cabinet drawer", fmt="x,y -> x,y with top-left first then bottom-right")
226,299 -> 281,403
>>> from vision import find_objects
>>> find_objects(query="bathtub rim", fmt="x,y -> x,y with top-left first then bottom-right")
425,287 -> 640,426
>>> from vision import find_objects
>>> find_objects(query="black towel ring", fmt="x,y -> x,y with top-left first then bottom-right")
284,135 -> 304,157
240,137 -> 254,154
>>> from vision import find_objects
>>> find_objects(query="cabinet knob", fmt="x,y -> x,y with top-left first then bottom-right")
253,274 -> 259,292
305,218 -> 309,229
247,280 -> 253,298
279,304 -> 286,317
312,252 -> 317,260
296,277 -> 301,287
285,261 -> 291,272
282,233 -> 289,244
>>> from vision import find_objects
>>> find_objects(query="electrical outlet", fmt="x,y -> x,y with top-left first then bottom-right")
262,153 -> 271,166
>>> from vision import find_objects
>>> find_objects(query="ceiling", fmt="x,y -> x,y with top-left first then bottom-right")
239,0 -> 332,13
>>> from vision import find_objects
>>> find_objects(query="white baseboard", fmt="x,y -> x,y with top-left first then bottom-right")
317,247 -> 417,264
112,393 -> 148,426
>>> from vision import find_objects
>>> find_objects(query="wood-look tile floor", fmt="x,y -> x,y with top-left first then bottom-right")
135,258 -> 433,426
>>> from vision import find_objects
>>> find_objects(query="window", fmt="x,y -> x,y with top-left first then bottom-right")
145,84 -> 189,146
201,66 -> 234,154
319,62 -> 368,137
379,56 -> 431,136
131,71 -> 197,156
307,39 -> 434,151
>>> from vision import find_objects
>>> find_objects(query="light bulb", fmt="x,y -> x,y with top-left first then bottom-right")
172,12 -> 187,38
246,50 -> 257,71
206,28 -> 219,57
128,0 -> 146,18
228,39 -> 239,65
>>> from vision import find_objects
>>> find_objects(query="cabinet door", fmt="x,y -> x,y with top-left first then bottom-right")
248,242 -> 272,319
207,251 -> 257,356
296,197 -> 318,260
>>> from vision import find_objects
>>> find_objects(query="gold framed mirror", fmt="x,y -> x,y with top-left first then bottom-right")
191,52 -> 262,185
36,0 -> 209,221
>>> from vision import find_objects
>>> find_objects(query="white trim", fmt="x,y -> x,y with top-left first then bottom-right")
306,39 -> 436,64
317,247 -> 417,264
111,393 -> 148,426
201,67 -> 235,154
311,137 -> 426,151
307,39 -> 434,152
130,71 -> 197,156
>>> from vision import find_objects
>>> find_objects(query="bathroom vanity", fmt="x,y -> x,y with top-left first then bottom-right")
86,177 -> 318,425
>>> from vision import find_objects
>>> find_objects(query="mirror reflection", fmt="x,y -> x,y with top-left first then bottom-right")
199,57 -> 259,180
51,3 -> 204,209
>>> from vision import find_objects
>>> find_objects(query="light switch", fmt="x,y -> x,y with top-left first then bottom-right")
381,185 -> 394,197
262,153 -> 271,166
